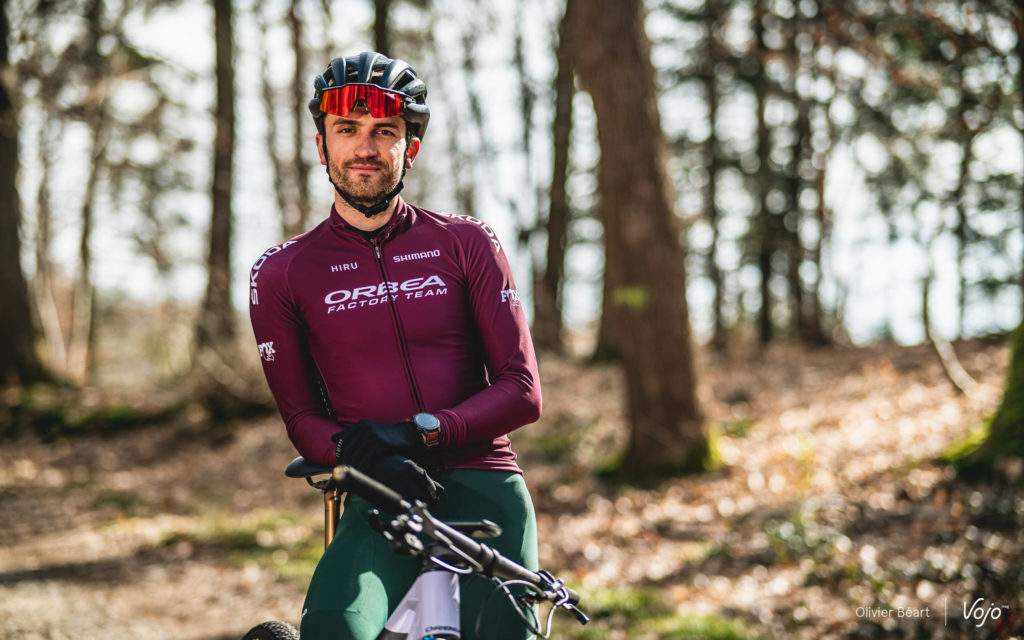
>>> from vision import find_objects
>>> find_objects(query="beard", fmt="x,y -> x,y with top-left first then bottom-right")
328,155 -> 403,206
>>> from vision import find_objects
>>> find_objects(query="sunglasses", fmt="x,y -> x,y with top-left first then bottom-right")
320,84 -> 407,119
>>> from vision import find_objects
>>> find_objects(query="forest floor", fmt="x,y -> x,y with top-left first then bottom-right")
1,339 -> 1022,639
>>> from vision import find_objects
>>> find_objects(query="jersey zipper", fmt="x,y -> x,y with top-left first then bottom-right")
370,236 -> 426,413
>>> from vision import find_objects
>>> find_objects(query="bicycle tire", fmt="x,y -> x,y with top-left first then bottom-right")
241,620 -> 300,640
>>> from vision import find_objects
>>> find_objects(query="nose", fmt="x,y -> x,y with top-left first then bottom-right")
353,129 -> 378,159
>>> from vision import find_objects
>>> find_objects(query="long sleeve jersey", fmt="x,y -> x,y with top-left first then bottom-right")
248,198 -> 541,472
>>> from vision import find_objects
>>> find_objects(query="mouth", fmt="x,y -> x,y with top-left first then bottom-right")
347,164 -> 383,174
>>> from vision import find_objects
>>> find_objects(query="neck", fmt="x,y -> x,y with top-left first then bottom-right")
335,194 -> 400,231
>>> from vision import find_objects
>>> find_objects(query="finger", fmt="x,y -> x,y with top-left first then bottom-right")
344,431 -> 377,465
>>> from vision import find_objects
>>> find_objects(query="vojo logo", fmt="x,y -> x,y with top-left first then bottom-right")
962,598 -> 1011,628
325,275 -> 448,313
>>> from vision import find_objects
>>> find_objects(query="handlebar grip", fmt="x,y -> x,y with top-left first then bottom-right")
331,465 -> 406,512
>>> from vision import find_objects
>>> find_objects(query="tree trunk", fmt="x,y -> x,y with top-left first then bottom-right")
803,0 -> 831,346
955,5 -> 1024,478
374,0 -> 390,54
67,113 -> 109,382
33,117 -> 68,371
256,4 -> 292,239
532,0 -> 573,354
953,127 -> 973,340
572,0 -> 706,478
959,322 -> 1024,478
64,0 -> 108,383
923,266 -> 976,396
1017,6 -> 1024,316
0,0 -> 43,387
702,0 -> 727,352
787,25 -> 810,344
288,0 -> 311,235
808,143 -> 831,345
511,0 -> 541,288
590,276 -> 619,362
752,0 -> 774,344
194,0 -> 238,405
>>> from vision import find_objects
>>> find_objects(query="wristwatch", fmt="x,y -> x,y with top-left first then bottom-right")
411,412 -> 441,448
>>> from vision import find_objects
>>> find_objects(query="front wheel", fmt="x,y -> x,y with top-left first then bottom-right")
241,620 -> 300,640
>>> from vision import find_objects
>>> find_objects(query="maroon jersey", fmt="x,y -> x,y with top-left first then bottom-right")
249,198 -> 541,472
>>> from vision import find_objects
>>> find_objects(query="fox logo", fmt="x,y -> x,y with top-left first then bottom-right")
258,341 -> 276,362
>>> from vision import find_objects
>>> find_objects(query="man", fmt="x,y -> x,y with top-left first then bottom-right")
249,52 -> 542,640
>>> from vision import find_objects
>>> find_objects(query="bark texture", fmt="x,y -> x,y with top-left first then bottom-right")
572,0 -> 706,477
533,0 -> 574,354
196,0 -> 237,354
0,0 -> 43,387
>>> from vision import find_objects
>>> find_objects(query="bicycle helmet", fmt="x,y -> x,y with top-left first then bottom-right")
309,52 -> 430,140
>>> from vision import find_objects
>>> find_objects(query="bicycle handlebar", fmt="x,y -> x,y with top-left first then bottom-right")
329,464 -> 587,623
330,465 -> 405,512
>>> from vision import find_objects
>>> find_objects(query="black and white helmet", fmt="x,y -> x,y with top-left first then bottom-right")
309,52 -> 430,140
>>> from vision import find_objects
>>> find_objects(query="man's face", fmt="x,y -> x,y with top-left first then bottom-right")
317,107 -> 420,206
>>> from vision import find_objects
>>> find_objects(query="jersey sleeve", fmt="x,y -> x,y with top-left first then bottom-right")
434,222 -> 542,446
249,247 -> 340,466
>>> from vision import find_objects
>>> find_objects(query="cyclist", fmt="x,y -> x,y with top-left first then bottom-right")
248,51 -> 542,640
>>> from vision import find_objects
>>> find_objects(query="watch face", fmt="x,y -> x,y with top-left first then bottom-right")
414,412 -> 440,431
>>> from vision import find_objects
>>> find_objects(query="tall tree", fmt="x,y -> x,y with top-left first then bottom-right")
699,0 -> 728,351
782,5 -> 831,346
256,3 -> 294,239
802,0 -> 833,346
573,0 -> 706,477
374,0 -> 391,54
257,0 -> 313,240
66,0 -> 112,382
532,0 -> 574,354
193,0 -> 241,411
0,0 -> 43,387
750,0 -> 778,344
958,2 -> 1024,475
1014,0 -> 1024,316
287,0 -> 311,236
33,117 -> 67,371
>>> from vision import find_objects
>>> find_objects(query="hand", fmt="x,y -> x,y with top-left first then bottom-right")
363,454 -> 444,505
334,419 -> 423,467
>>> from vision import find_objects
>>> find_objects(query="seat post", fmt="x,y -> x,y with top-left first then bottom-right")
323,488 -> 341,550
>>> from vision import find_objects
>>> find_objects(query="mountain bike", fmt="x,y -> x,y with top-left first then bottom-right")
241,457 -> 589,640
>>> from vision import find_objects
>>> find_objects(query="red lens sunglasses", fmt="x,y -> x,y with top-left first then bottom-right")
320,84 -> 407,119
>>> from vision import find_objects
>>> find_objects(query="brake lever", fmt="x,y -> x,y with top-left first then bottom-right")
563,602 -> 590,625
535,571 -> 589,626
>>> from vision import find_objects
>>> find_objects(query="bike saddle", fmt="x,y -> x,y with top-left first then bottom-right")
285,456 -> 333,479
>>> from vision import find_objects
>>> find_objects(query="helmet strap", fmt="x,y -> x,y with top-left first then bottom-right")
335,179 -> 404,218
321,135 -> 408,219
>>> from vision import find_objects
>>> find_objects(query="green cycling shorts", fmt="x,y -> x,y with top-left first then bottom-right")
300,468 -> 538,640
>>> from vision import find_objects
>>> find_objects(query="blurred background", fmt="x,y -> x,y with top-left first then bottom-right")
1,0 -> 1023,638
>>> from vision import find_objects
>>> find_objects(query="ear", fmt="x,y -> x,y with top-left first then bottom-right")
316,133 -> 327,166
405,137 -> 421,168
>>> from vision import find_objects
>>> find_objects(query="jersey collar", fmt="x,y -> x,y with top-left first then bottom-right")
329,197 -> 412,245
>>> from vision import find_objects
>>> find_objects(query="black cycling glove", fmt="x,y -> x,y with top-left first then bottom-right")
334,419 -> 423,467
363,454 -> 444,505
